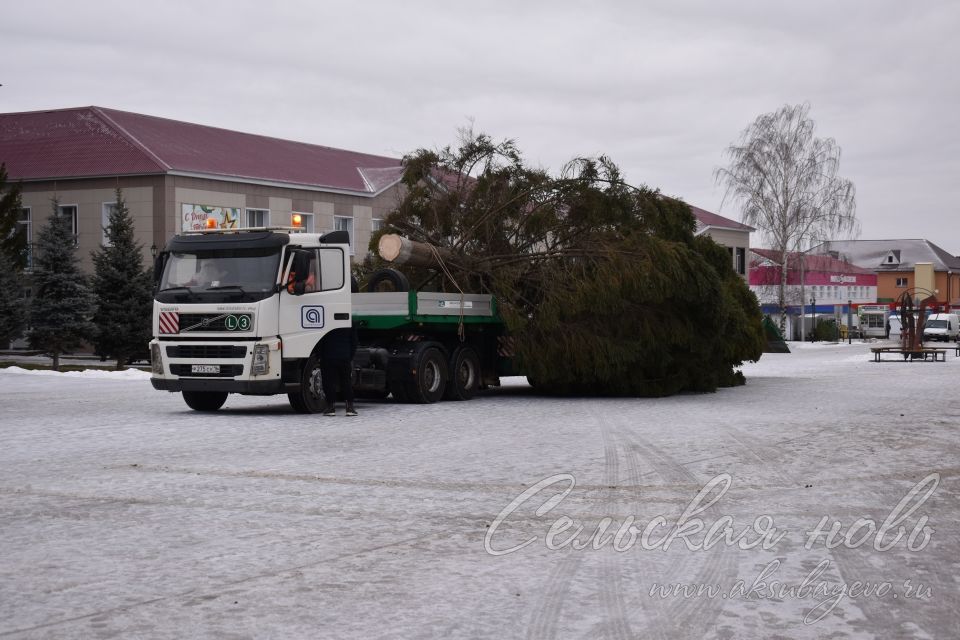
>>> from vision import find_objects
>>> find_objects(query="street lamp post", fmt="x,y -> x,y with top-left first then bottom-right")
811,295 -> 816,341
847,299 -> 853,344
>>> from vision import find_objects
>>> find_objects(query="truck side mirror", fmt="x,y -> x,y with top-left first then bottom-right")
289,250 -> 311,296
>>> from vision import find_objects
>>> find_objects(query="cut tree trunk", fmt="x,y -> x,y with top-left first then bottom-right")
378,234 -> 460,269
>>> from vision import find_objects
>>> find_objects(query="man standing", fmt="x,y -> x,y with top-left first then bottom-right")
320,325 -> 358,416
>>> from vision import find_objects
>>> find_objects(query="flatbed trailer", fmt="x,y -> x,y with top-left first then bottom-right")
149,228 -> 515,412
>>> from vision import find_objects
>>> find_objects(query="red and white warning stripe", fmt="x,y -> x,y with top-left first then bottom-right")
158,311 -> 180,334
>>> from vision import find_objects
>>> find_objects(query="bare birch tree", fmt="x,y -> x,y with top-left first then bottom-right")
716,103 -> 858,332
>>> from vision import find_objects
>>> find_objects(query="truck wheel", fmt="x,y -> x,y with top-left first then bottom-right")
445,346 -> 480,400
366,268 -> 410,293
289,354 -> 326,413
287,393 -> 308,413
182,391 -> 228,412
407,347 -> 448,403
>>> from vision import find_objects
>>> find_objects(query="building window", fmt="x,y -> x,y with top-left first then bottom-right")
896,277 -> 908,288
58,204 -> 78,245
101,202 -> 118,246
245,208 -> 269,228
17,207 -> 31,269
292,212 -> 314,232
735,247 -> 746,275
334,216 -> 354,254
371,218 -> 384,233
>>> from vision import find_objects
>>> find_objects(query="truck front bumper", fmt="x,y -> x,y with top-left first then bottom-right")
150,377 -> 286,394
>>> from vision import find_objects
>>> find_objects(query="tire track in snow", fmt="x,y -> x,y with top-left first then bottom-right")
609,411 -> 738,639
523,405 -> 602,640
724,426 -> 796,487
604,423 -> 671,640
596,426 -> 635,640
523,551 -> 583,640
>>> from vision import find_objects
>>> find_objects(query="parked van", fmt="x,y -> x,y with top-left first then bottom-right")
923,313 -> 960,342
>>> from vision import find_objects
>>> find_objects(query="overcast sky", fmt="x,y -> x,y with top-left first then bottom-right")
4,1 -> 959,253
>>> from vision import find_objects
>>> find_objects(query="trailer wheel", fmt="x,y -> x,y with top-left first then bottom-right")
366,268 -> 410,293
288,354 -> 326,413
445,346 -> 480,400
407,347 -> 448,403
182,391 -> 228,412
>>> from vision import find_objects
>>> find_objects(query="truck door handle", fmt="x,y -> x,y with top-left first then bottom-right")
334,313 -> 350,320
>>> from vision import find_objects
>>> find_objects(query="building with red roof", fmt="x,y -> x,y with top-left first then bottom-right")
0,106 -> 405,269
689,204 -> 754,279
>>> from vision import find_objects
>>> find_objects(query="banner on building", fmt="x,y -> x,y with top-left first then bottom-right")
181,204 -> 239,231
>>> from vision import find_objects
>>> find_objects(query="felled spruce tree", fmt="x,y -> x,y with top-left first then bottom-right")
91,188 -> 154,368
374,129 -> 764,396
28,198 -> 96,370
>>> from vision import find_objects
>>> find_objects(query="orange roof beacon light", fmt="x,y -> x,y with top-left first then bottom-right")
291,214 -> 303,228
205,217 -> 218,229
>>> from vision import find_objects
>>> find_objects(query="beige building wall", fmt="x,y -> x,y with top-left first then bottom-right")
698,227 -> 751,279
914,263 -> 935,299
19,179 -> 157,271
163,176 -> 402,262
18,174 -> 403,277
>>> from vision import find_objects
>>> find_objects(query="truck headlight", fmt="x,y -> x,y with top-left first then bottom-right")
252,343 -> 270,376
151,343 -> 164,376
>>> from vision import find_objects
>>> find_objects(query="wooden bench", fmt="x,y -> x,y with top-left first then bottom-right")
871,347 -> 947,362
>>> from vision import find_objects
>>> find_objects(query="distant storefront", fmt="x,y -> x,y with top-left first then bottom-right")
750,249 -> 879,340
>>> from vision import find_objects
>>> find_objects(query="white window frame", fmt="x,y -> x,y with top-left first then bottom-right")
101,202 -> 118,246
334,215 -> 355,254
371,218 -> 384,233
735,247 -> 746,275
18,207 -> 32,269
245,208 -> 270,228
58,204 -> 79,245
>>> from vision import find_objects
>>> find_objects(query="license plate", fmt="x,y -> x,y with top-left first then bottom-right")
191,364 -> 220,374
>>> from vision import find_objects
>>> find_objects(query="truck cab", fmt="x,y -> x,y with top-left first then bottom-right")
150,228 -> 353,411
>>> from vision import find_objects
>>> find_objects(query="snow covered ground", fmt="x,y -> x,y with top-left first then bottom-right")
1,342 -> 958,639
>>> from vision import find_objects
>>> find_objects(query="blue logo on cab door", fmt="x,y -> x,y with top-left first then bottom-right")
301,306 -> 324,328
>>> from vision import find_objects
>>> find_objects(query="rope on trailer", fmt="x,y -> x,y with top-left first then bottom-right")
427,244 -> 466,342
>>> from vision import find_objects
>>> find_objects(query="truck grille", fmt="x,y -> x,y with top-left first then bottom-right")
177,313 -> 253,333
166,345 -> 248,359
169,364 -> 245,377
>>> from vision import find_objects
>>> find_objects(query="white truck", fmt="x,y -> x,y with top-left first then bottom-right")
149,228 -> 510,412
922,313 -> 960,342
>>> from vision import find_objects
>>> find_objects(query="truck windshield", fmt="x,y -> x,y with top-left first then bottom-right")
157,248 -> 282,303
925,320 -> 947,329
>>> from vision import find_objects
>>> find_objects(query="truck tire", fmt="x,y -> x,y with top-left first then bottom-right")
366,268 -> 410,293
288,354 -> 326,413
287,392 -> 308,413
444,346 -> 480,400
406,346 -> 448,403
182,391 -> 228,412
